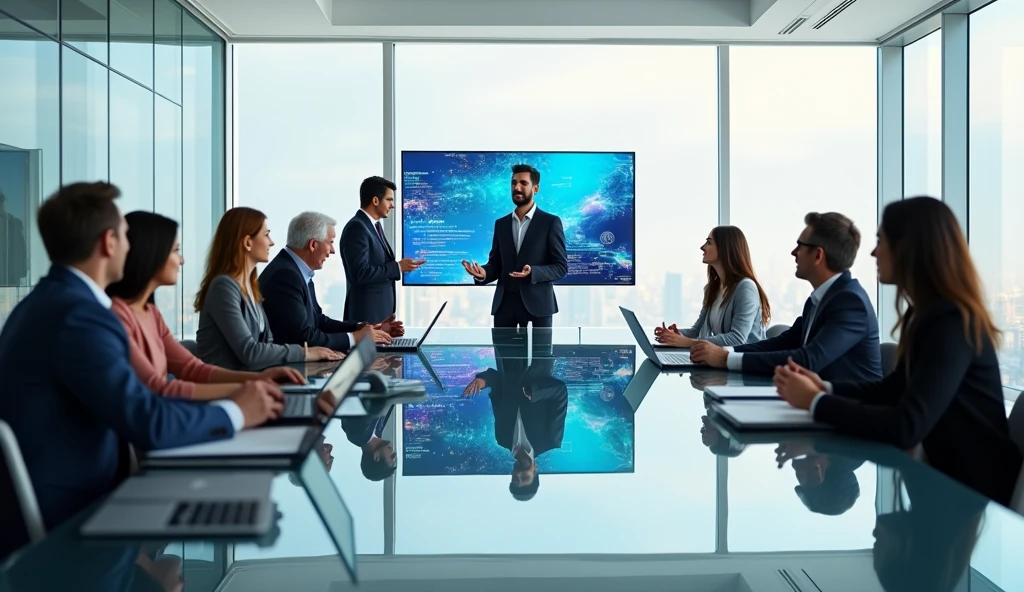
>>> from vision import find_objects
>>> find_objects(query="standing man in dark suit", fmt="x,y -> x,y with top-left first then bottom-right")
691,212 -> 882,382
260,211 -> 391,354
0,182 -> 281,559
340,176 -> 423,325
461,164 -> 568,328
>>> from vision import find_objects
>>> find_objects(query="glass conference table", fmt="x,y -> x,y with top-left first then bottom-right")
4,327 -> 1024,591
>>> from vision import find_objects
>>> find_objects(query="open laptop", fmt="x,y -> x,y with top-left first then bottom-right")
711,399 -> 831,432
81,471 -> 276,538
619,306 -> 699,369
141,338 -> 376,469
377,301 -> 447,352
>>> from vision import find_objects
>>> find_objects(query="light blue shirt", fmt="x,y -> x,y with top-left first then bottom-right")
66,266 -> 245,431
511,203 -> 537,253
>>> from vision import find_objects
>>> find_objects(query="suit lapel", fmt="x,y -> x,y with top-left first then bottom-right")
805,272 -> 852,338
498,215 -> 516,265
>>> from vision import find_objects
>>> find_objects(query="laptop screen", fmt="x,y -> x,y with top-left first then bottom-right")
618,306 -> 660,361
299,451 -> 357,582
313,337 -> 376,421
414,301 -> 447,345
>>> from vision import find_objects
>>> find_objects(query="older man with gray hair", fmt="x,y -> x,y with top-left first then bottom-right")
259,211 -> 391,353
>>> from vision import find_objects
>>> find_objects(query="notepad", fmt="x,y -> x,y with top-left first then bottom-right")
703,386 -> 781,402
712,399 -> 829,431
146,426 -> 309,458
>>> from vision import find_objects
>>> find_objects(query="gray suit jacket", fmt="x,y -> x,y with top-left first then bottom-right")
196,275 -> 305,370
682,278 -> 766,347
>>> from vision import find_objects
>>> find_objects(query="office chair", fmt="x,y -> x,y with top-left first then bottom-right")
765,324 -> 790,339
0,419 -> 45,544
179,339 -> 198,356
880,342 -> 898,377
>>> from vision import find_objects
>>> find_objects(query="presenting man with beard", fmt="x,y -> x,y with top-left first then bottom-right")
461,164 -> 568,328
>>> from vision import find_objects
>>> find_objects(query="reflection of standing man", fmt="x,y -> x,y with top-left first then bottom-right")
463,330 -> 567,500
461,165 -> 568,328
0,187 -> 27,287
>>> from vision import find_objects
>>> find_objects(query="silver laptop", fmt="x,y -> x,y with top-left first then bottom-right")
619,306 -> 699,369
142,338 -> 376,469
377,301 -> 447,352
712,399 -> 831,432
81,472 -> 275,538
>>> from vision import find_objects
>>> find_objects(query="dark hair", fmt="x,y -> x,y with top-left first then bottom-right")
359,176 -> 396,208
360,445 -> 397,482
512,164 -> 540,186
804,212 -> 860,272
195,207 -> 266,311
37,182 -> 122,266
703,226 -> 772,326
509,472 -> 540,501
106,212 -> 179,304
882,196 -> 1000,359
794,468 -> 860,516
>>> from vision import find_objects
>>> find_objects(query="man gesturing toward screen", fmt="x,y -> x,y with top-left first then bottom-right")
462,164 -> 568,328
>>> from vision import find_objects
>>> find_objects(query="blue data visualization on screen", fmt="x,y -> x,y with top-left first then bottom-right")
401,151 -> 635,286
400,345 -> 637,476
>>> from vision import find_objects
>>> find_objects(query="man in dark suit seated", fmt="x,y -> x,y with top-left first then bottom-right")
691,212 -> 882,382
340,176 -> 423,325
463,330 -> 567,501
462,164 -> 568,328
0,182 -> 281,560
260,211 -> 394,354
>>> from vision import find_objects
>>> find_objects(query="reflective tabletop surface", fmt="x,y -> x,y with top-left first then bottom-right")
4,327 -> 1024,591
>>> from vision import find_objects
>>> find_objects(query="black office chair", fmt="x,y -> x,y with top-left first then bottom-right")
179,339 -> 198,356
880,342 -> 898,377
765,324 -> 790,339
0,419 -> 45,547
1008,399 -> 1024,515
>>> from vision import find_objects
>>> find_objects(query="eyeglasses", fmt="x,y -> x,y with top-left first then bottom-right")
796,240 -> 822,251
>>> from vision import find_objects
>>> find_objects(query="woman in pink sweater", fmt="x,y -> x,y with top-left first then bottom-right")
106,211 -> 304,399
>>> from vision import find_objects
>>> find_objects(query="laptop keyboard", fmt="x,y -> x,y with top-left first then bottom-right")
284,396 -> 310,415
169,501 -> 260,527
388,337 -> 415,347
659,352 -> 692,365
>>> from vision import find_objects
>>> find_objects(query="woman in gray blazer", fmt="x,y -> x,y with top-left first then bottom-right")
655,226 -> 771,348
194,207 -> 342,370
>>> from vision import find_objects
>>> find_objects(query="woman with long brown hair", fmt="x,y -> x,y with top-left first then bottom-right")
775,196 -> 1020,505
195,207 -> 342,370
654,226 -> 771,348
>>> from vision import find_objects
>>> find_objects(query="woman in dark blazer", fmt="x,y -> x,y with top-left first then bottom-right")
774,196 -> 1021,506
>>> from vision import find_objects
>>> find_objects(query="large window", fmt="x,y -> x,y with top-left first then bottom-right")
233,43 -> 384,325
0,3 -> 226,337
904,30 -> 943,198
969,0 -> 1024,391
730,47 -> 878,326
395,44 -> 719,328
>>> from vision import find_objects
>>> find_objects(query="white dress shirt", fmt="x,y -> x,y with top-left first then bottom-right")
725,273 -> 843,372
511,203 -> 537,254
512,408 -> 535,460
66,266 -> 245,432
284,248 -> 354,349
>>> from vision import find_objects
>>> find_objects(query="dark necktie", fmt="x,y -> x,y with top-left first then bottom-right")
307,279 -> 318,317
375,221 -> 393,258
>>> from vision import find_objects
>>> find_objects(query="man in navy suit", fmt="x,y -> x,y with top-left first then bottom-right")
462,164 -> 569,328
340,176 -> 423,325
0,182 -> 282,559
261,211 -> 392,354
691,212 -> 882,382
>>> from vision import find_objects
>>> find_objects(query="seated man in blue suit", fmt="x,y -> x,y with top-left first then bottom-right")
0,182 -> 283,560
691,212 -> 882,382
260,211 -> 392,354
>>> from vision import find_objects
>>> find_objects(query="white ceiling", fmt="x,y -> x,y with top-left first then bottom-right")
186,0 -> 947,42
